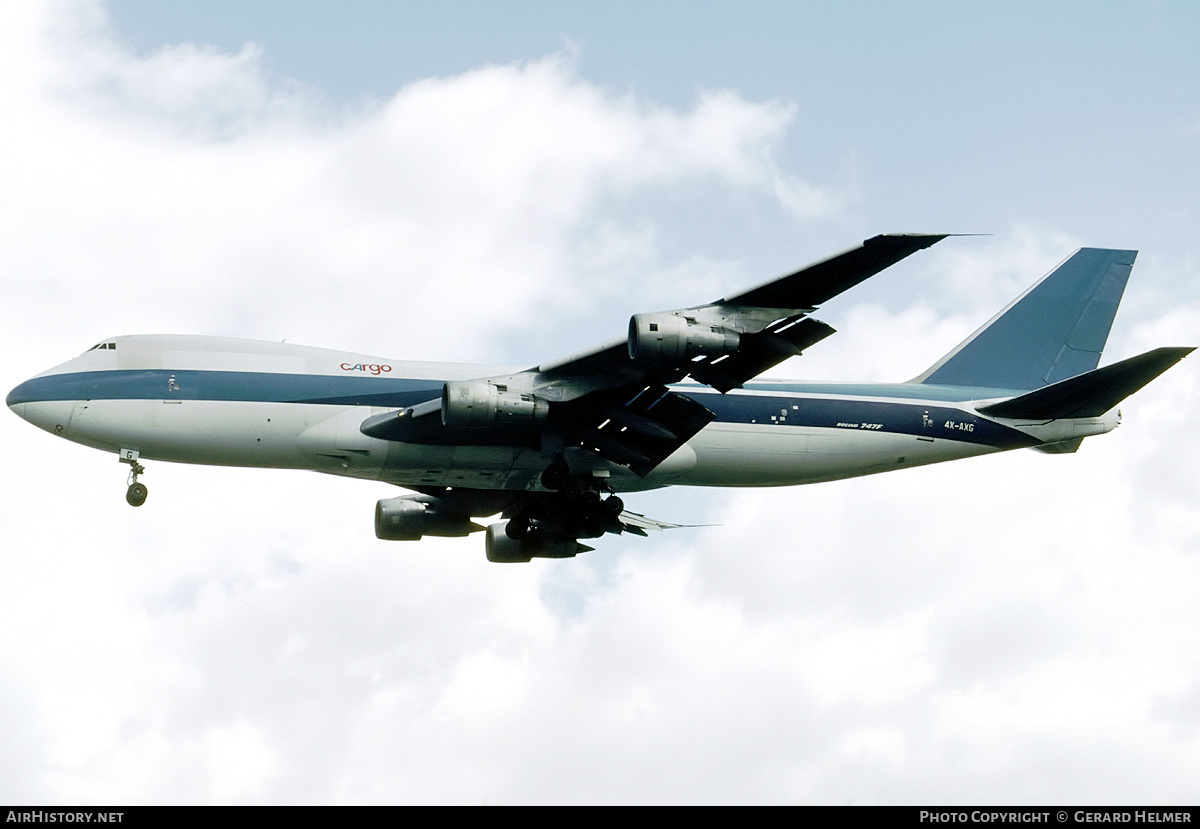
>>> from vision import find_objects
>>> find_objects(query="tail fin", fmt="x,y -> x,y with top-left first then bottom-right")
978,347 -> 1193,420
914,248 -> 1136,390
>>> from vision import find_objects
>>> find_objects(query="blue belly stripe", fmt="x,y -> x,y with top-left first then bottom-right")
7,369 -> 442,408
690,391 -> 1037,449
8,369 -> 1038,450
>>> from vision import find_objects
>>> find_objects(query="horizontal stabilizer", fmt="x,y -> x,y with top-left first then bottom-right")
978,347 -> 1193,419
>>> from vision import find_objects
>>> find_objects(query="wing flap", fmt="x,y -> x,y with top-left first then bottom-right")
554,384 -> 715,476
689,317 -> 836,392
616,511 -> 689,534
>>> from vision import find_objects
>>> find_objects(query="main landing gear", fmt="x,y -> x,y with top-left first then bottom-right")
119,448 -> 148,507
502,458 -> 625,545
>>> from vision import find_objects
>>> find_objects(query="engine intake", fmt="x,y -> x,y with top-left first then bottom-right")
375,495 -> 478,540
441,380 -> 549,428
628,313 -> 740,365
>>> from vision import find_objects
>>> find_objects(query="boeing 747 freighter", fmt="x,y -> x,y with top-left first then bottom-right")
7,235 -> 1192,561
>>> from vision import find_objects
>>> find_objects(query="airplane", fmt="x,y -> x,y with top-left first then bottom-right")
6,234 -> 1193,562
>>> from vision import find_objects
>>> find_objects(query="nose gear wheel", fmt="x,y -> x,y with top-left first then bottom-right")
120,450 -> 148,507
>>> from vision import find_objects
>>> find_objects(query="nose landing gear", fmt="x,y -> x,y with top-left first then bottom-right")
119,448 -> 148,507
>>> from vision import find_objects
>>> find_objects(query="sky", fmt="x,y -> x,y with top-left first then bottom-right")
1,0 -> 1199,805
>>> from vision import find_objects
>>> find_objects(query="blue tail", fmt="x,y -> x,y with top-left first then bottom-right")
913,248 -> 1136,390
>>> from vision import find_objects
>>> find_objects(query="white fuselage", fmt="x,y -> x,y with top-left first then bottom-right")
7,335 -> 1119,494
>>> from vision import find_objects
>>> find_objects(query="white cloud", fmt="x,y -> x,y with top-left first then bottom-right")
1,2 -> 829,363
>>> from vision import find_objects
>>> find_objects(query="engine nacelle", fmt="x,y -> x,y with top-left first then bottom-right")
375,495 -> 477,540
441,380 -> 549,428
485,523 -> 587,563
485,523 -> 534,563
627,313 -> 740,365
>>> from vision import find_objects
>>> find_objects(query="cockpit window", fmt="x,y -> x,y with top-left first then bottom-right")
87,342 -> 118,351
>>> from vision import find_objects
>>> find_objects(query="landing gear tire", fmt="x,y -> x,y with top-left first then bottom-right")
540,459 -> 571,492
506,514 -> 531,540
126,482 -> 148,507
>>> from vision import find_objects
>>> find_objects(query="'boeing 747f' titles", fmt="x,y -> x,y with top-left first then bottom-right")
7,235 -> 1193,561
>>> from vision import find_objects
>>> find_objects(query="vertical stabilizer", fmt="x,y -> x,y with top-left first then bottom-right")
914,248 -> 1136,390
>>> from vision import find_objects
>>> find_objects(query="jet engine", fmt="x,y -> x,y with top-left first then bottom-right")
375,495 -> 480,540
441,380 -> 549,428
627,313 -> 740,365
485,522 -> 587,563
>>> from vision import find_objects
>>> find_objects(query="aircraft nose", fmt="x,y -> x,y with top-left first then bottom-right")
6,385 -> 25,419
6,381 -> 30,419
7,379 -> 74,436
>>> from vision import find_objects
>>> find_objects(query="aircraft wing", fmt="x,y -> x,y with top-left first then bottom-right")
534,232 -> 947,397
363,233 -> 947,476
